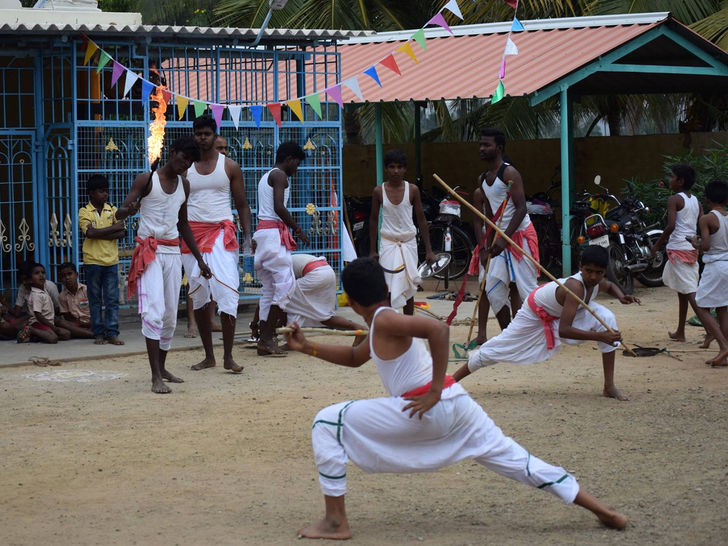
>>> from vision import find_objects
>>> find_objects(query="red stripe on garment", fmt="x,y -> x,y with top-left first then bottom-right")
256,219 -> 297,251
302,259 -> 328,277
526,286 -> 559,350
401,375 -> 456,398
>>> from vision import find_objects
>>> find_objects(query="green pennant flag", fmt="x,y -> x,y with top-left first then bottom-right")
193,100 -> 207,117
491,80 -> 505,104
96,50 -> 112,73
412,28 -> 427,51
305,93 -> 322,118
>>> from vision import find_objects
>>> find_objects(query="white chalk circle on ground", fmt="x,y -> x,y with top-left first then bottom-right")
23,370 -> 128,383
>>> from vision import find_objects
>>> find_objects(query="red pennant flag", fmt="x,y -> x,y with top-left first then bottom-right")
161,87 -> 172,105
379,54 -> 401,76
267,103 -> 282,127
505,0 -> 518,7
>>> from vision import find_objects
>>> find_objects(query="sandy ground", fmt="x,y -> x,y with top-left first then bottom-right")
1,284 -> 727,545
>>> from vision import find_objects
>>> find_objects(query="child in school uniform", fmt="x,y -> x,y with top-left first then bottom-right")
369,149 -> 436,315
21,263 -> 70,343
56,262 -> 94,339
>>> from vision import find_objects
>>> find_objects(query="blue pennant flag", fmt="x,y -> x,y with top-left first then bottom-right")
511,17 -> 524,32
140,79 -> 154,101
364,65 -> 382,87
250,105 -> 263,128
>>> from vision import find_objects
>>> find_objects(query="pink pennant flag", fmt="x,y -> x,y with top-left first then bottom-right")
111,61 -> 125,88
210,103 -> 225,129
500,58 -> 506,79
326,85 -> 343,108
426,12 -> 453,34
379,54 -> 401,76
505,0 -> 518,8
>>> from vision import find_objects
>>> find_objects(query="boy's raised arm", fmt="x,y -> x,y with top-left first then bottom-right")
285,322 -> 371,368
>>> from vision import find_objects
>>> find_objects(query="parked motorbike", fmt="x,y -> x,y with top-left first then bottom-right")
344,194 -> 372,258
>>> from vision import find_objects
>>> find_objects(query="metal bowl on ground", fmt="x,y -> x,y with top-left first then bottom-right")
417,253 -> 452,279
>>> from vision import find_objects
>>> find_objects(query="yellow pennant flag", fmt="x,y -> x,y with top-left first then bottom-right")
286,99 -> 304,123
83,40 -> 98,66
396,43 -> 418,64
176,96 -> 189,120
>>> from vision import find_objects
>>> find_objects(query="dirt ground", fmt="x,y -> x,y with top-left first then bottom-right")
1,284 -> 727,545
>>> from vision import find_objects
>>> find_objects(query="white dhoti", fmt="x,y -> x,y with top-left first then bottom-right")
480,246 -> 538,314
468,302 -> 619,372
312,383 -> 579,503
281,265 -> 336,327
137,253 -> 182,351
662,258 -> 699,294
696,261 -> 728,308
253,228 -> 294,321
182,229 -> 240,317
379,236 -> 420,309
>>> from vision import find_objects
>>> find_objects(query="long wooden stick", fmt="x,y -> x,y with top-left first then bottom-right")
276,327 -> 368,336
433,173 -> 636,356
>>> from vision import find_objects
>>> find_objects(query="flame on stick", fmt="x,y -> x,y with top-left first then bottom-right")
147,85 -> 168,164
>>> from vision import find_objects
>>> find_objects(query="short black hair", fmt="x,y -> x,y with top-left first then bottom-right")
192,114 -> 217,134
87,174 -> 110,193
671,164 -> 696,190
275,141 -> 306,163
705,180 -> 728,205
580,245 -> 609,269
384,149 -> 407,167
170,135 -> 201,162
342,258 -> 388,307
480,127 -> 506,149
59,262 -> 77,275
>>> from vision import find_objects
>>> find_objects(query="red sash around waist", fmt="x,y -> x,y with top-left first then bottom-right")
401,375 -> 456,398
302,259 -> 328,277
667,249 -> 698,264
526,286 -> 559,350
256,219 -> 296,251
127,236 -> 179,298
181,219 -> 238,254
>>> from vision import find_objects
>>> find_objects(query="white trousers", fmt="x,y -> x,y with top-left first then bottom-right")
380,237 -> 420,310
137,252 -> 181,351
312,384 -> 579,503
181,230 -> 240,317
480,246 -> 538,314
253,228 -> 294,321
696,260 -> 728,308
468,301 -> 618,372
281,265 -> 336,327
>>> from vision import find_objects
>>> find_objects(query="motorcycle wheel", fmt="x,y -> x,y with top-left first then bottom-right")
423,224 -> 472,280
606,243 -> 634,295
635,233 -> 666,287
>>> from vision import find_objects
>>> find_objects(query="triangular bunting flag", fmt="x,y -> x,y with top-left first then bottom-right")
96,50 -> 111,73
491,80 -> 505,104
111,61 -> 124,88
443,0 -> 463,20
286,99 -> 304,123
83,40 -> 98,66
228,104 -> 242,129
192,100 -> 207,118
210,103 -> 225,128
505,0 -> 518,8
511,17 -> 525,32
242,136 -> 252,149
161,87 -> 172,105
267,103 -> 282,127
176,96 -> 189,120
305,93 -> 322,118
122,70 -> 139,98
363,66 -> 382,87
500,58 -> 506,79
412,28 -> 427,51
396,43 -> 418,64
379,54 -> 401,76
427,13 -> 453,34
326,85 -> 343,108
504,36 -> 519,56
342,77 -> 364,101
250,105 -> 263,128
140,79 -> 154,102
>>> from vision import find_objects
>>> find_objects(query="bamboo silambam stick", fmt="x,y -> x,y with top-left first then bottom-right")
276,327 -> 368,336
432,173 -> 637,357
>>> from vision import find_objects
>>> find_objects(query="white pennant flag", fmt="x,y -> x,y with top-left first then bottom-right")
228,104 -> 242,129
504,36 -> 519,56
123,70 -> 139,97
342,76 -> 364,101
443,0 -> 463,20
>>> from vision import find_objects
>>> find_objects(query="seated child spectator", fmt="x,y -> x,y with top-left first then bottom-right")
12,261 -> 60,317
18,263 -> 70,344
0,300 -> 27,340
56,262 -> 94,339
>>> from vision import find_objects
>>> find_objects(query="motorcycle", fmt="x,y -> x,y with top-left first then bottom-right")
581,176 -> 666,294
344,194 -> 372,258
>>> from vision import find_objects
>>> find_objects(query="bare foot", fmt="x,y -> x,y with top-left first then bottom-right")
700,333 -> 713,349
191,358 -> 216,371
257,340 -> 286,356
596,508 -> 628,530
603,385 -> 630,401
94,336 -> 106,345
223,357 -> 243,373
105,336 -> 125,345
297,519 -> 352,540
184,329 -> 197,338
151,377 -> 172,394
162,370 -> 184,383
211,322 -> 223,332
668,331 -> 686,342
706,347 -> 728,367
